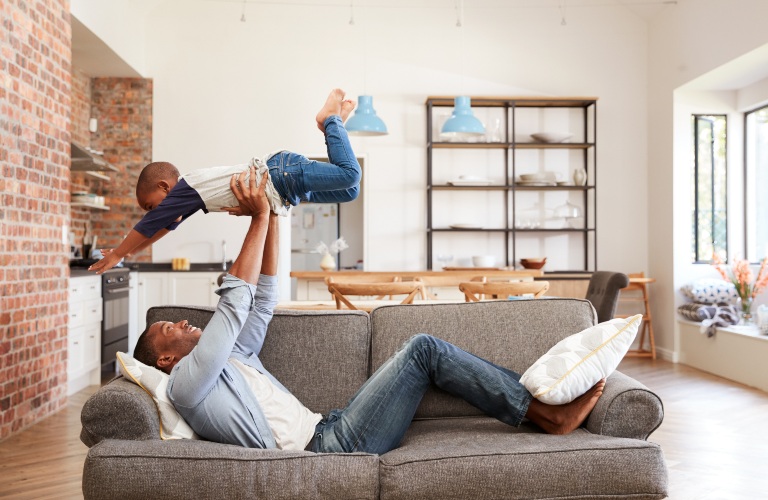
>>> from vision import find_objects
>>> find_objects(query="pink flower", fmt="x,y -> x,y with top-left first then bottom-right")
712,255 -> 768,301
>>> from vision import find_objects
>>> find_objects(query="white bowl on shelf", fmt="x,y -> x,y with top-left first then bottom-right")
472,255 -> 496,268
530,132 -> 573,143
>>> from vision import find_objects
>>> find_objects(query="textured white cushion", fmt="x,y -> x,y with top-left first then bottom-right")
520,315 -> 643,405
680,278 -> 738,305
116,352 -> 199,440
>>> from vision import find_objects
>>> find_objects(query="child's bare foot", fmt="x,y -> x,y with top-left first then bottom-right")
525,379 -> 605,435
316,88 -> 345,132
340,99 -> 355,123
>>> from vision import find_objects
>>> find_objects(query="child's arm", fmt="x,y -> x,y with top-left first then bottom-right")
88,230 -> 149,274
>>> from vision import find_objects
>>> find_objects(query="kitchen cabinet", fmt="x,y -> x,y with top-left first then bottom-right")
136,272 -> 220,333
426,96 -> 597,271
68,275 -> 102,395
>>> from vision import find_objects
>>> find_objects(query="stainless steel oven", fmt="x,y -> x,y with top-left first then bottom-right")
102,269 -> 130,365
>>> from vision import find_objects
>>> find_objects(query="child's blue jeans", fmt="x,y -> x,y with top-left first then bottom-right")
267,115 -> 361,206
307,334 -> 533,454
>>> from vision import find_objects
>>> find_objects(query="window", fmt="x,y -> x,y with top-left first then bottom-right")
691,115 -> 727,263
745,105 -> 768,262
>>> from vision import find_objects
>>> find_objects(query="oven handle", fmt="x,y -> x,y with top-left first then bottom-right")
104,288 -> 129,299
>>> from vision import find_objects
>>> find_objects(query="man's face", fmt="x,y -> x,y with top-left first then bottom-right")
149,319 -> 202,363
137,186 -> 169,212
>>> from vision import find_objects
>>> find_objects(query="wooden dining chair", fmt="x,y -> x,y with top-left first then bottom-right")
325,277 -> 424,310
415,275 -> 487,299
324,275 -> 403,300
459,281 -> 550,302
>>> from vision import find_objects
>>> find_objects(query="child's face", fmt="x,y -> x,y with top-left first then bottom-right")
138,186 -> 169,212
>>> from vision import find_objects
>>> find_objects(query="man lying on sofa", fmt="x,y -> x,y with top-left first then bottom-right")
133,165 -> 605,454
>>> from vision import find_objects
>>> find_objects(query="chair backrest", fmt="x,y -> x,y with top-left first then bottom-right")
459,281 -> 550,302
326,280 -> 425,310
415,275 -> 487,299
584,271 -> 630,322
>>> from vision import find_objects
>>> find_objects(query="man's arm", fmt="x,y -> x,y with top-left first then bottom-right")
168,167 -> 271,407
235,213 -> 279,356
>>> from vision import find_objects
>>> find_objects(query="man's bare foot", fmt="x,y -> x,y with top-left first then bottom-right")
340,99 -> 355,123
316,88 -> 345,132
525,379 -> 605,435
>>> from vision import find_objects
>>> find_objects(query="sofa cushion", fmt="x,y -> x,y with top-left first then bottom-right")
378,417 -> 668,500
369,299 -> 596,418
519,314 -> 643,404
116,351 -> 198,440
83,439 -> 379,500
147,306 -> 371,415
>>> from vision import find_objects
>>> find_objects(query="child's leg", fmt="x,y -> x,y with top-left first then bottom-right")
268,105 -> 361,205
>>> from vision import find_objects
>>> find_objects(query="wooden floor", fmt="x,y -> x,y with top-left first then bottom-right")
1,359 -> 767,499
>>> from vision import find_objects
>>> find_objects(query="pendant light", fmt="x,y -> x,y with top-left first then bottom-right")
441,0 -> 484,139
346,95 -> 388,136
345,1 -> 388,136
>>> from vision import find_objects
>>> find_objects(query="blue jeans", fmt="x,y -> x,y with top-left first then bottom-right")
308,334 -> 533,454
267,115 -> 361,206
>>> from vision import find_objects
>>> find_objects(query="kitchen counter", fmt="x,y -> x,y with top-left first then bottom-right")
125,262 -> 232,272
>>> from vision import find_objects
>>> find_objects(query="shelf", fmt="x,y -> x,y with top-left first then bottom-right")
430,184 -> 593,191
426,96 -> 598,108
430,141 -> 594,150
83,171 -> 111,181
71,143 -> 118,173
71,202 -> 110,211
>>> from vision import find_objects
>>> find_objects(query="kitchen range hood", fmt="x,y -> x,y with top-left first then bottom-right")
71,142 -> 118,172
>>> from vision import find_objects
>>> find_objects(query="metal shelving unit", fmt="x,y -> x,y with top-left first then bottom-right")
426,96 -> 598,271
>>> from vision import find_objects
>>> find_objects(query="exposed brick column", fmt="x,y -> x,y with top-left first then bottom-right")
0,0 -> 72,439
89,78 -> 153,261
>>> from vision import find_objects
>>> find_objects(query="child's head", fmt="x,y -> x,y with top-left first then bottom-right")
136,162 -> 180,211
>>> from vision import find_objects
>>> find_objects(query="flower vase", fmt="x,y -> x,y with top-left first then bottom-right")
320,252 -> 336,272
739,296 -> 754,325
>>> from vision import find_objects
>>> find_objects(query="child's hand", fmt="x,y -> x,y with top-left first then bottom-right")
88,252 -> 122,274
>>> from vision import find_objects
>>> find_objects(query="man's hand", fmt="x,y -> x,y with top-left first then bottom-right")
227,166 -> 269,217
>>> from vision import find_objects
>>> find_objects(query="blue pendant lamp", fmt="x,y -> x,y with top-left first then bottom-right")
346,95 -> 388,136
441,96 -> 485,139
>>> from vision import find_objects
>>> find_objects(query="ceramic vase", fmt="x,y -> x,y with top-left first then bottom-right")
320,252 -> 336,272
739,296 -> 754,325
572,168 -> 587,186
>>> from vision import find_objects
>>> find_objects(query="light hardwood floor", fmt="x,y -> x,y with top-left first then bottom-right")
1,359 -> 767,499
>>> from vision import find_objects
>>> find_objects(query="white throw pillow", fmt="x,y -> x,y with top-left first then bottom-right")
680,278 -> 738,305
520,315 -> 643,405
116,351 -> 199,440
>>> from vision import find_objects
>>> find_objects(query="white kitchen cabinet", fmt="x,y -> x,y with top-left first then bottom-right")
68,275 -> 102,395
136,272 -> 221,334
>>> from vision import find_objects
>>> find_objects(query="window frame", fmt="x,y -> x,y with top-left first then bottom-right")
691,113 -> 728,264
744,103 -> 768,263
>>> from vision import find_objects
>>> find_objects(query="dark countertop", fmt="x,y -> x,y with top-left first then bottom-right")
124,262 -> 232,273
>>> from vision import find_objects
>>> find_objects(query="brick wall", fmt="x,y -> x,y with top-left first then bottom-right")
89,78 -> 153,261
0,0 -> 72,439
70,67 -> 92,247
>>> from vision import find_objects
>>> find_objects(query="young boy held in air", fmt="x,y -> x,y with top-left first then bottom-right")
90,89 -> 360,274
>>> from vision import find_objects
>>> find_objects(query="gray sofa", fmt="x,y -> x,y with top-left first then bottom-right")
80,299 -> 668,499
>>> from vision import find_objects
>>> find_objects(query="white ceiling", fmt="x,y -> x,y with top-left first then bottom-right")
71,16 -> 141,77
70,0 -> 676,77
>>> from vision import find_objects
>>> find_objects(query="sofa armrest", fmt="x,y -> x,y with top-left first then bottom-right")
584,370 -> 664,440
80,377 -> 161,447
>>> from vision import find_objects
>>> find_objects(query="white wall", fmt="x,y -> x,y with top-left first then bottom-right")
648,0 -> 768,359
138,1 -> 650,278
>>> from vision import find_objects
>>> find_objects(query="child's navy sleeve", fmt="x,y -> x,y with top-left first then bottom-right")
133,179 -> 207,238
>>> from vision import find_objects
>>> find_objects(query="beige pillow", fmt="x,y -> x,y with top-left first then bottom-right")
116,352 -> 199,440
520,315 -> 643,405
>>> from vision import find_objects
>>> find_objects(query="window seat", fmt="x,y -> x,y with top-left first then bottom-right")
678,319 -> 768,393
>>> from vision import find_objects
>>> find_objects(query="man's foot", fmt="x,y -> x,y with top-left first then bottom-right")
525,379 -> 605,435
340,99 -> 355,123
316,88 -> 345,132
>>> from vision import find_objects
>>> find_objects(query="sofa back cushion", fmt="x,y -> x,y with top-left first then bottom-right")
369,299 -> 596,419
146,306 -> 371,415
